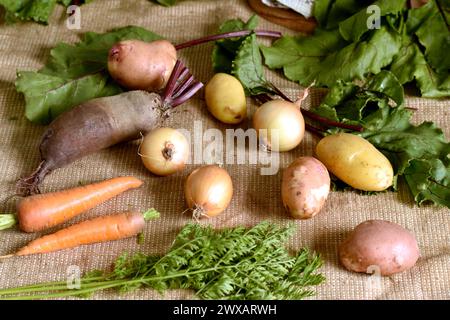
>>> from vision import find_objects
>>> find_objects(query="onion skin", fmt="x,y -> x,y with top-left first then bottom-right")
253,100 -> 305,152
339,220 -> 420,276
108,40 -> 177,92
281,157 -> 330,219
140,128 -> 189,176
184,165 -> 233,218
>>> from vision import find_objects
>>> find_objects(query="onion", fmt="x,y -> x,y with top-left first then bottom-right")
184,165 -> 233,219
140,128 -> 189,176
252,99 -> 305,152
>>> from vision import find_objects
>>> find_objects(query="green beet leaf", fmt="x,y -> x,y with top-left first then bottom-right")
263,0 -> 450,98
404,159 -> 450,208
364,121 -> 450,177
262,26 -> 402,87
212,15 -> 258,74
406,0 -> 450,74
16,71 -> 120,124
231,33 -> 273,95
390,37 -> 450,98
313,0 -> 334,27
0,0 -> 58,24
212,15 -> 274,95
338,0 -> 405,42
261,29 -> 346,70
314,0 -> 371,29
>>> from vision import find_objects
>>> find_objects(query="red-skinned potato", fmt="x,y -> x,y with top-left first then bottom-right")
108,39 -> 177,91
339,220 -> 420,276
281,157 -> 330,219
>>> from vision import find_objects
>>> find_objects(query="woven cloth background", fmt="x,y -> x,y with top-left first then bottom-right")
0,0 -> 449,300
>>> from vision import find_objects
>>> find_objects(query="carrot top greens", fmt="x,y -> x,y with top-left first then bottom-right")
0,0 -> 92,24
0,222 -> 324,300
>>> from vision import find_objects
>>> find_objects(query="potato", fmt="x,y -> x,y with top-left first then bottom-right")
281,157 -> 330,219
315,133 -> 393,191
339,220 -> 420,276
204,73 -> 247,124
108,40 -> 177,92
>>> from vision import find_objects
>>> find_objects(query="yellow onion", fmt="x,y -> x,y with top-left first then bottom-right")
252,100 -> 305,152
184,165 -> 233,219
140,128 -> 189,176
204,73 -> 247,124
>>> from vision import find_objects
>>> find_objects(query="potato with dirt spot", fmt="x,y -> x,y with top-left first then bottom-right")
339,220 -> 420,276
315,133 -> 394,191
205,73 -> 247,124
281,157 -> 330,219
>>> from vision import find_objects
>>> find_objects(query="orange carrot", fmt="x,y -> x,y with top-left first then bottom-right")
2,209 -> 159,257
6,176 -> 143,233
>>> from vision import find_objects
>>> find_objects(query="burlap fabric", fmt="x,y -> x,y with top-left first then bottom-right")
0,0 -> 449,300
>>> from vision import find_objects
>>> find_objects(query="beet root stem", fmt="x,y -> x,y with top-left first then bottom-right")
162,60 -> 204,108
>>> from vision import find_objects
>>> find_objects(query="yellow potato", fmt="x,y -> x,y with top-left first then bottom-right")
204,73 -> 247,124
315,133 -> 394,191
281,157 -> 330,219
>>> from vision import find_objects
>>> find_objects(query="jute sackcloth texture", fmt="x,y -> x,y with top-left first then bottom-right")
0,0 -> 449,300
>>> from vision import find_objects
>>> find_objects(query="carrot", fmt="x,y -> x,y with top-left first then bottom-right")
1,176 -> 143,233
0,209 -> 159,258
